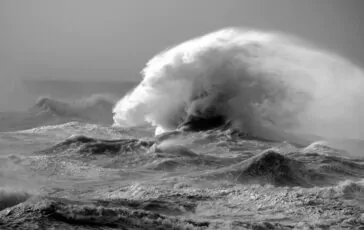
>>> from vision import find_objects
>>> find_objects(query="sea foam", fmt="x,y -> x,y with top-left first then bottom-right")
113,28 -> 364,140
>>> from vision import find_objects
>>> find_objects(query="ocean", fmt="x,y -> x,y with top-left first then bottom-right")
0,28 -> 363,229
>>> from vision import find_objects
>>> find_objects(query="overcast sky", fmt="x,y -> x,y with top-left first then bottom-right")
0,0 -> 363,109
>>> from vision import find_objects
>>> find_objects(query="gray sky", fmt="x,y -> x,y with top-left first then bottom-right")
0,0 -> 364,109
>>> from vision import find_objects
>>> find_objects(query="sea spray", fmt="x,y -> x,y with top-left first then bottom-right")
113,27 -> 364,140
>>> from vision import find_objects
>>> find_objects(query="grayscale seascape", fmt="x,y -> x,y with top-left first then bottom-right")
1,2 -> 364,229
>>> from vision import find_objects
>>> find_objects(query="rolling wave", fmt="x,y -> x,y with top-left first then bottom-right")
113,27 -> 364,142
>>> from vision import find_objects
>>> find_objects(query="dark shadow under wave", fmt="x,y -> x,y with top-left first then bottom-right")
0,188 -> 32,211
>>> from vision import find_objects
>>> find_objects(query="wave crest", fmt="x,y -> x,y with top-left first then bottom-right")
113,28 -> 364,140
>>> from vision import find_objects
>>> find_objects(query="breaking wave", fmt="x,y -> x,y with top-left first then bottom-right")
113,28 -> 364,141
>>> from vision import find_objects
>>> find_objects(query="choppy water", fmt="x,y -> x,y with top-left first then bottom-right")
0,121 -> 363,229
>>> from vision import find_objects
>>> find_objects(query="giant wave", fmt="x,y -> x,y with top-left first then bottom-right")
113,28 -> 364,141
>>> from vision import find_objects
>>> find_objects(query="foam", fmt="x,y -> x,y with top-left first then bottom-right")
113,28 -> 364,140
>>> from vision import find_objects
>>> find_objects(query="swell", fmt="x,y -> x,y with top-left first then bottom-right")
113,27 -> 364,141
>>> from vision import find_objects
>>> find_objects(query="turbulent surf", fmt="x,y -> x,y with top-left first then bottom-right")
1,28 -> 364,229
113,28 -> 364,141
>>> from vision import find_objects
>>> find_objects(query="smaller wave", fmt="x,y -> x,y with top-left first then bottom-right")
37,135 -> 154,156
0,94 -> 117,132
196,147 -> 364,187
202,150 -> 315,187
33,94 -> 116,123
302,141 -> 349,157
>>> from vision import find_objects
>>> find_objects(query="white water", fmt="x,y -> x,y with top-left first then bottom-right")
113,28 -> 364,139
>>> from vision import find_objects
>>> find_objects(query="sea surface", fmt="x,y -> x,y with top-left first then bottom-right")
0,95 -> 363,229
